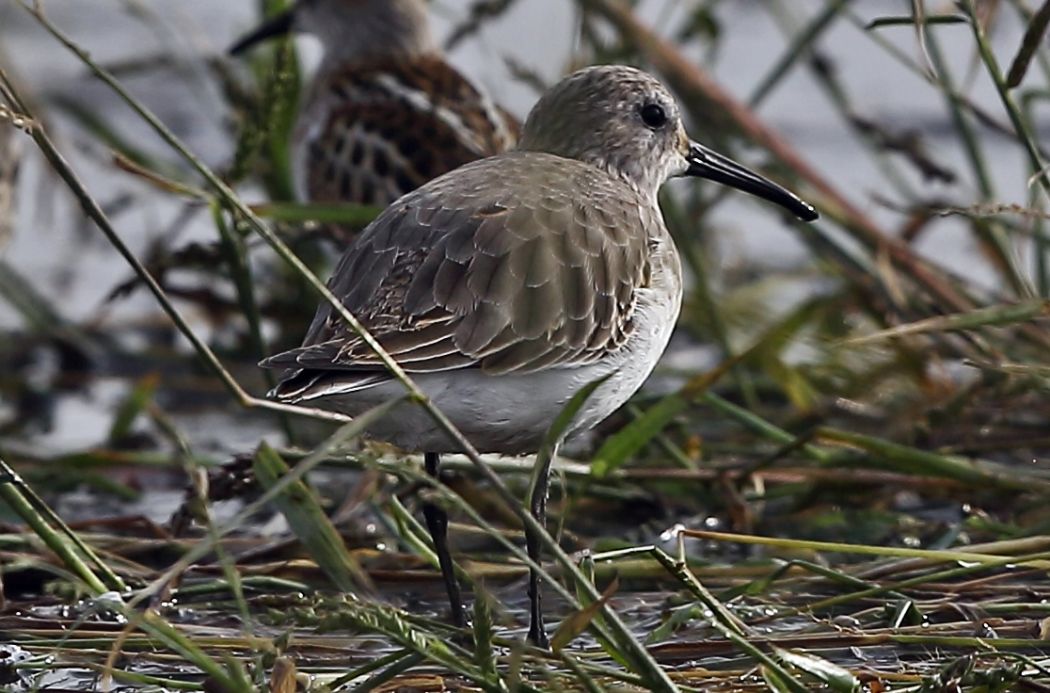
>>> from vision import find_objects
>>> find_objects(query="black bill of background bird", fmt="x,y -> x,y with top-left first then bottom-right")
262,66 -> 817,647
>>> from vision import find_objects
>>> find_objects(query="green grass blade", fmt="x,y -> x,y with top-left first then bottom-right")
325,648 -> 415,690
0,458 -> 108,595
529,373 -> 611,500
773,647 -> 860,692
749,0 -> 849,107
550,576 -> 619,653
1005,0 -> 1050,88
250,201 -> 383,226
333,599 -> 497,688
591,394 -> 688,478
843,298 -> 1050,344
683,528 -> 1050,567
865,13 -> 968,28
472,590 -> 498,680
107,374 -> 158,445
0,457 -> 125,592
817,427 -> 1050,492
591,356 -> 745,477
0,258 -> 69,333
253,442 -> 375,595
132,610 -> 254,692
348,652 -> 426,693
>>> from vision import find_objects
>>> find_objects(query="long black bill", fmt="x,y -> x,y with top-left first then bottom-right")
686,141 -> 818,222
228,7 -> 297,56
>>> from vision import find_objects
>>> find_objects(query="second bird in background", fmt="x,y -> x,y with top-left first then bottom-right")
231,0 -> 519,207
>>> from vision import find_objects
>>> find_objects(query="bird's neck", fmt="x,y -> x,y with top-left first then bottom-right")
315,22 -> 438,70
592,159 -> 664,207
519,145 -> 664,207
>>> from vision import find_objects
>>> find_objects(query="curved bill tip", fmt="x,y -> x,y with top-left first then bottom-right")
686,141 -> 819,222
228,8 -> 296,56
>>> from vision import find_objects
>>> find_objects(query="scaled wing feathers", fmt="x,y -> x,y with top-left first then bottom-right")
264,152 -> 651,397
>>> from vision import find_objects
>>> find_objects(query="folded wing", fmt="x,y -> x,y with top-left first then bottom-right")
263,153 -> 650,401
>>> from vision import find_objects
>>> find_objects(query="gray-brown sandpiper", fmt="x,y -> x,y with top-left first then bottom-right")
230,0 -> 518,208
262,64 -> 817,645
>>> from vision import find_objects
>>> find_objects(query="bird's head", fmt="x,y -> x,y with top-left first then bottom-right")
518,65 -> 817,221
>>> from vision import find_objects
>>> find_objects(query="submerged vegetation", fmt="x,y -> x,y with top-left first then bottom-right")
2,0 -> 1050,690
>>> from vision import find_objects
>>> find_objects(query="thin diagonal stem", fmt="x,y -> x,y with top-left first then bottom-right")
923,15 -> 1028,295
0,457 -> 110,594
962,0 -> 1050,196
749,0 -> 851,108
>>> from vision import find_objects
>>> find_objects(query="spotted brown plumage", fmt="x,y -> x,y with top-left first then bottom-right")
297,56 -> 518,206
230,0 -> 518,209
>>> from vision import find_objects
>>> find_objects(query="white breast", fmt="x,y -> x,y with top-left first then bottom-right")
568,240 -> 683,436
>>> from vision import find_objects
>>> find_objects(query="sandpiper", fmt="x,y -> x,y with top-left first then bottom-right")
262,65 -> 817,645
230,0 -> 518,208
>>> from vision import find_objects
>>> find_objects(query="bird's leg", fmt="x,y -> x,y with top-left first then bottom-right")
525,446 -> 556,648
423,452 -> 465,627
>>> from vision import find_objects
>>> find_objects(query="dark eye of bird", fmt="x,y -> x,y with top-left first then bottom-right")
640,103 -> 667,129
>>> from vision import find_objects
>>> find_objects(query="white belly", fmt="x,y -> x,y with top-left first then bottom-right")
320,279 -> 682,455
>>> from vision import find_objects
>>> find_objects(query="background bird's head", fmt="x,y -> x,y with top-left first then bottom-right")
229,0 -> 436,63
